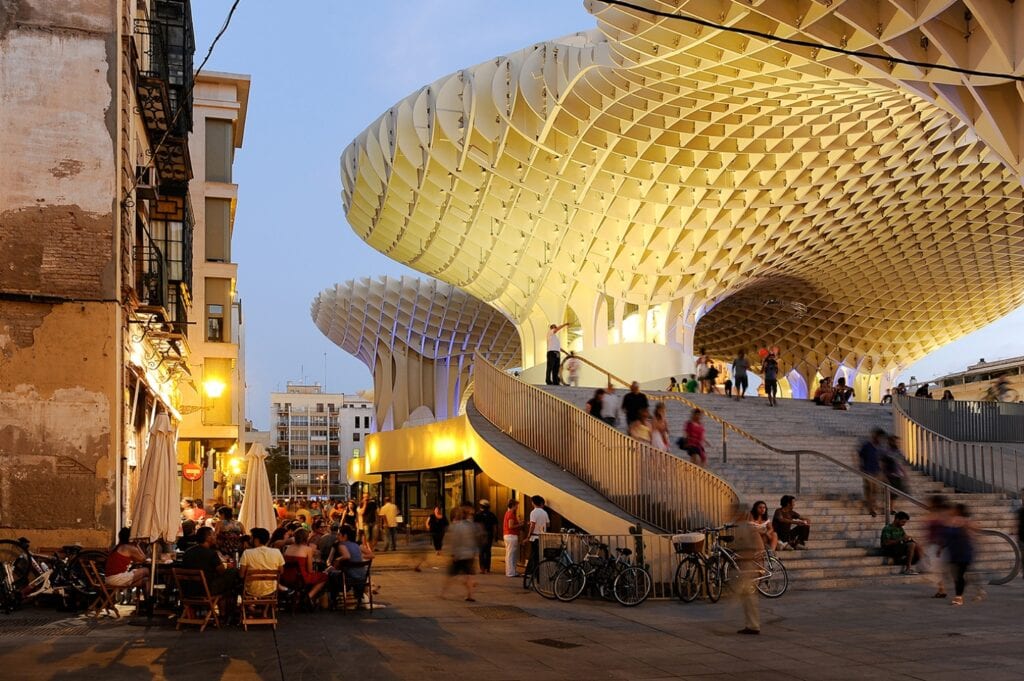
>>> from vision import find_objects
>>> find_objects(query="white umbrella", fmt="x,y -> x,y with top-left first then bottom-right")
238,442 -> 276,534
130,411 -> 180,601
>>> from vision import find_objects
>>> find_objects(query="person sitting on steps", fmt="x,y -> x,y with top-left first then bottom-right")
772,495 -> 810,550
880,511 -> 923,575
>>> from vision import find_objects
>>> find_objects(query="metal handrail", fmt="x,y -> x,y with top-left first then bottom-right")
472,352 -> 740,533
893,398 -> 1023,498
559,353 -> 1022,585
558,349 -> 631,388
895,395 -> 1024,443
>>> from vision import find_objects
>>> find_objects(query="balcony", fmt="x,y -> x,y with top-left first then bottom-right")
134,1 -> 194,183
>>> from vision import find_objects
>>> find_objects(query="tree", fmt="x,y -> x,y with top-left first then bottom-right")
264,446 -> 291,495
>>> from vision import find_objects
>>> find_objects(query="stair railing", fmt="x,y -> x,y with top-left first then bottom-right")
893,397 -> 1024,497
472,352 -> 740,533
558,349 -> 632,388
551,353 -> 1022,585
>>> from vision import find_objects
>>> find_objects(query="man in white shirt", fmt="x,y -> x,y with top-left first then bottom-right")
379,496 -> 400,551
601,384 -> 621,427
238,527 -> 285,597
524,495 -> 551,579
546,323 -> 569,385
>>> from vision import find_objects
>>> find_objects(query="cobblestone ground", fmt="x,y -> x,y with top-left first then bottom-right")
2,548 -> 1022,680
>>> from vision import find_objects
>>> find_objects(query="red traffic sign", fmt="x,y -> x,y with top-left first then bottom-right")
182,463 -> 203,482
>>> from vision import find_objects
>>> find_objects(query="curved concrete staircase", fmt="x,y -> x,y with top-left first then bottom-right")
541,385 -> 1021,590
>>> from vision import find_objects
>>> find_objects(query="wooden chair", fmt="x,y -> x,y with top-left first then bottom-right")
81,560 -> 121,619
172,568 -> 221,631
240,570 -> 280,630
335,560 -> 373,613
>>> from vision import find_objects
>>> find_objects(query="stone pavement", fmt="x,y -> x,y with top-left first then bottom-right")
1,546 -> 1022,681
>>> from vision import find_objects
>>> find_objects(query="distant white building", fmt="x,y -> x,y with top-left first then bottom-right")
270,382 -> 373,498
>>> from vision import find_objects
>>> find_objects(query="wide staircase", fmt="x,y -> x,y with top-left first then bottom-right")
542,384 -> 1021,590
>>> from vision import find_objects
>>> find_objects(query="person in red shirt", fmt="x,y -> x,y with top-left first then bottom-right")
105,527 -> 149,588
682,408 -> 707,466
502,499 -> 522,577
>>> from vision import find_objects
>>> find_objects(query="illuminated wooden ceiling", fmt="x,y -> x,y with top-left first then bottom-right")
341,0 -> 1024,372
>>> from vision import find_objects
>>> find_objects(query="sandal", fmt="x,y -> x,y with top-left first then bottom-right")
951,596 -> 964,606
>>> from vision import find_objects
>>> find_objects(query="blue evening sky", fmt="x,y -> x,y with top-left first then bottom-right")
191,1 -> 1022,428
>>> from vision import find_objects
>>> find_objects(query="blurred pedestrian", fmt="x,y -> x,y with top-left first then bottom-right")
379,496 -> 399,551
681,408 -> 707,466
731,350 -> 750,400
474,500 -> 498,574
602,385 -> 621,426
443,502 -> 482,601
650,402 -> 670,451
415,504 -> 449,572
946,503 -> 982,605
731,504 -> 761,635
629,408 -> 652,443
622,381 -> 649,427
585,388 -> 605,419
857,428 -> 886,516
564,351 -> 580,387
925,496 -> 951,598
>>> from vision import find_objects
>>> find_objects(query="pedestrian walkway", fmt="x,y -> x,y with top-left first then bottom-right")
1,549 -> 1022,680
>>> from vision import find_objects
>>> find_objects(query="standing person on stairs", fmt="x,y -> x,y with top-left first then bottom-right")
762,351 -> 780,407
545,323 -> 569,385
857,428 -> 886,517
731,350 -> 750,400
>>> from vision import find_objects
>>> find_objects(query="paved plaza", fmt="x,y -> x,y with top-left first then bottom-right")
1,548 -> 1022,681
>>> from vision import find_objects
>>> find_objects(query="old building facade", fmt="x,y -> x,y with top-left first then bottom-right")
0,1 -> 195,544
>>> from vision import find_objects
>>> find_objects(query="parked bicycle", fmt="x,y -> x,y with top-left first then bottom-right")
673,525 -> 788,602
0,537 -> 104,613
523,530 -> 577,599
553,538 -> 652,607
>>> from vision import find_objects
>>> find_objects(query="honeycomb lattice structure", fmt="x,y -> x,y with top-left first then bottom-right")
341,1 -> 1024,375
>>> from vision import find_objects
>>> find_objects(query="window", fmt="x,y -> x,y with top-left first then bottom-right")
352,448 -> 361,458
363,416 -> 370,429
205,119 -> 234,183
353,433 -> 360,442
207,304 -> 224,342
205,198 -> 231,262
353,416 -> 359,427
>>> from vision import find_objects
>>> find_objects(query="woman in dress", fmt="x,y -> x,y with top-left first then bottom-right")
749,500 -> 778,552
650,402 -> 670,450
282,528 -> 329,606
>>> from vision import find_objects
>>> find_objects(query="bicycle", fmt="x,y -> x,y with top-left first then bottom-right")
0,538 -> 101,613
554,540 -> 652,607
674,526 -> 788,602
523,530 -> 576,599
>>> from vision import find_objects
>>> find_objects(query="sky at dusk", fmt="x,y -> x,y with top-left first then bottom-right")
191,1 -> 1023,429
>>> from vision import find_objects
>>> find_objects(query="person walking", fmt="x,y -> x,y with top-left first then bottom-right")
857,428 -> 885,516
545,323 -> 569,385
650,402 -> 670,451
474,500 -> 499,574
946,503 -> 981,606
667,377 -> 680,392
564,351 -> 581,387
762,351 -> 780,407
681,408 -> 707,466
696,348 -> 711,393
622,381 -> 649,428
379,496 -> 400,551
585,388 -> 605,419
731,350 -> 750,400
731,503 -> 762,635
602,385 -> 621,426
415,504 -> 449,572
443,502 -> 482,602
502,499 -> 522,577
628,408 -> 652,443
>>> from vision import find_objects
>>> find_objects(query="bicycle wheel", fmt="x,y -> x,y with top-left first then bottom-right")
755,553 -> 789,598
705,555 -> 723,603
0,540 -> 32,590
553,564 -> 587,602
674,555 -> 703,603
532,559 -> 562,599
613,566 -> 652,607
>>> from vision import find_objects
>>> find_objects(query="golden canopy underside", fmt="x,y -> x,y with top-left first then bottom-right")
341,0 -> 1024,373
311,275 -> 521,371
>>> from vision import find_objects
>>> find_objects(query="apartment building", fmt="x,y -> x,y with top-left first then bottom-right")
271,384 -> 373,499
0,1 -> 196,544
176,71 -> 251,506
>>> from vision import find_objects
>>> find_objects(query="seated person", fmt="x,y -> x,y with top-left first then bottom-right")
238,527 -> 285,598
831,378 -> 854,410
105,527 -> 150,589
748,501 -> 778,552
176,519 -> 199,553
282,528 -> 328,605
214,506 -> 246,559
181,527 -> 241,613
771,495 -> 810,550
813,378 -> 832,405
880,511 -> 923,575
316,524 -> 342,567
328,525 -> 375,607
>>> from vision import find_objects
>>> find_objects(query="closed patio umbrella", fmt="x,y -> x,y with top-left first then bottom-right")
238,442 -> 276,534
130,411 -> 180,601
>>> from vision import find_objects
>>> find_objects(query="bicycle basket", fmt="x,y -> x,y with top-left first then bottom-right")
542,547 -> 561,559
672,532 -> 704,554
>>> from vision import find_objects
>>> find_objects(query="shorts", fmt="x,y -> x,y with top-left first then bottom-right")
883,543 -> 918,564
105,568 -> 146,588
450,559 -> 475,576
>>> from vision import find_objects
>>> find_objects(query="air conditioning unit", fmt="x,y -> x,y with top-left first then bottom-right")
136,164 -> 158,200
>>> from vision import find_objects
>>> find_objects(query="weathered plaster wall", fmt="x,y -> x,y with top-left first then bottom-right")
0,0 -> 120,546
